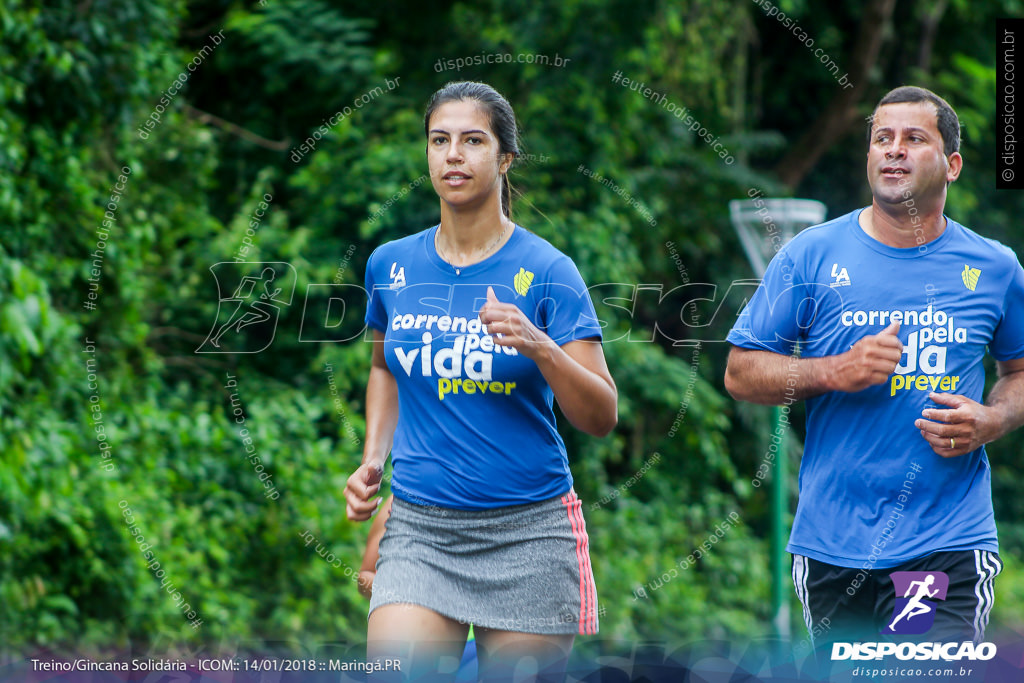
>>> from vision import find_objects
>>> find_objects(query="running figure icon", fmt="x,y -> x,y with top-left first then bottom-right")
887,574 -> 939,631
196,261 -> 296,354
209,267 -> 282,348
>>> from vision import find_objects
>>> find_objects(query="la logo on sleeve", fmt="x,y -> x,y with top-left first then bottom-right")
390,262 -> 406,289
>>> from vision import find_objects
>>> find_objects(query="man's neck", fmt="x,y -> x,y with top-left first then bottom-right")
859,202 -> 948,249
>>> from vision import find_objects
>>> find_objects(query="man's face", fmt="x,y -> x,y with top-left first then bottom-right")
866,101 -> 961,212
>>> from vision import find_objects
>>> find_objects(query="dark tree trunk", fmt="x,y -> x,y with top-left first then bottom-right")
773,0 -> 898,189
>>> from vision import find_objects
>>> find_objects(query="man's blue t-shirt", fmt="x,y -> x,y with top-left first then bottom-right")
727,209 -> 1024,568
364,224 -> 603,510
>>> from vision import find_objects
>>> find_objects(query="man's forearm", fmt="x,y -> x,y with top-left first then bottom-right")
725,347 -> 836,405
726,324 -> 905,404
983,369 -> 1024,444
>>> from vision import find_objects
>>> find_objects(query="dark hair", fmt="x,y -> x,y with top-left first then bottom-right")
868,86 -> 960,156
424,81 -> 520,217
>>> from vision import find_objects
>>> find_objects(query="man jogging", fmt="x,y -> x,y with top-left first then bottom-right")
725,86 -> 1024,648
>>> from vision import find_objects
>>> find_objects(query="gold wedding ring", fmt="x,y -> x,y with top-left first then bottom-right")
950,437 -> 956,449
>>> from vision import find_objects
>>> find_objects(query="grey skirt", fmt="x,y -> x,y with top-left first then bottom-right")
369,489 -> 599,635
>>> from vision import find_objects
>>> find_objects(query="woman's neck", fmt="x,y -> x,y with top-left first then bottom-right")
436,201 -> 513,266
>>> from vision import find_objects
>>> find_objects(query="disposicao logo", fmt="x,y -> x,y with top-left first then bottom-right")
831,570 -> 996,662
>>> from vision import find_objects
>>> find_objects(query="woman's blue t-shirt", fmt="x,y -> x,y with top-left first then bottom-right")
365,225 -> 603,510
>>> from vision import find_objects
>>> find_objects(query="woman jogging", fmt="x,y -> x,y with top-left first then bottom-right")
344,81 -> 617,682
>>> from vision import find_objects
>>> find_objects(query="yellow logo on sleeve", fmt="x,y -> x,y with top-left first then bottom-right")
513,267 -> 534,296
961,265 -> 981,291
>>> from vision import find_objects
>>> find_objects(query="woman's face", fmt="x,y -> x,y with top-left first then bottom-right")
426,99 -> 511,212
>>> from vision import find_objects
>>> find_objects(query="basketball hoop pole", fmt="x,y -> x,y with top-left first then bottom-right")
728,197 -> 826,640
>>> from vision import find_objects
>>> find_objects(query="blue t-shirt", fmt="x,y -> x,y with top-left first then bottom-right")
728,209 -> 1024,568
364,224 -> 603,510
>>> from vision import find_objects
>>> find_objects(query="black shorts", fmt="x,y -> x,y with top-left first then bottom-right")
792,550 -> 1001,646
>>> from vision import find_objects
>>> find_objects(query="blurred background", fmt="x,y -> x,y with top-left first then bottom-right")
2,0 -> 1023,667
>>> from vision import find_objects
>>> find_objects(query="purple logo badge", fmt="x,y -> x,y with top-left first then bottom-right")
882,571 -> 949,635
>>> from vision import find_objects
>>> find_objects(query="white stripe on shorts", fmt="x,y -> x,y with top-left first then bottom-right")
792,554 -> 814,641
972,549 -> 1001,642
